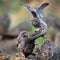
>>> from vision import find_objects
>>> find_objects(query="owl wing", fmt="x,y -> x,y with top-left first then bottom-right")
24,4 -> 37,18
37,3 -> 49,19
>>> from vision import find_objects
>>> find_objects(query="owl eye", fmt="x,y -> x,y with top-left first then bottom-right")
23,33 -> 28,38
31,11 -> 37,17
32,21 -> 36,25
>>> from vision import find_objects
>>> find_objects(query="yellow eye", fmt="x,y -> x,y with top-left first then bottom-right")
23,33 -> 28,38
21,32 -> 29,38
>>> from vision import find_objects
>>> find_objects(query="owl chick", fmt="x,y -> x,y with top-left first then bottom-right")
24,3 -> 49,36
40,40 -> 54,58
16,31 -> 34,57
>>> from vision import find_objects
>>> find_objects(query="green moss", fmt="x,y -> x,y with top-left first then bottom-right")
29,25 -> 35,34
36,37 -> 45,45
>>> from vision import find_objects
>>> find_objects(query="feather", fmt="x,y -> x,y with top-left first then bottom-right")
37,3 -> 49,11
37,3 -> 49,19
24,4 -> 37,17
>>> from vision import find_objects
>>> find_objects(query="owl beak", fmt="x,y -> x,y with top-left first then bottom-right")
36,28 -> 40,31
